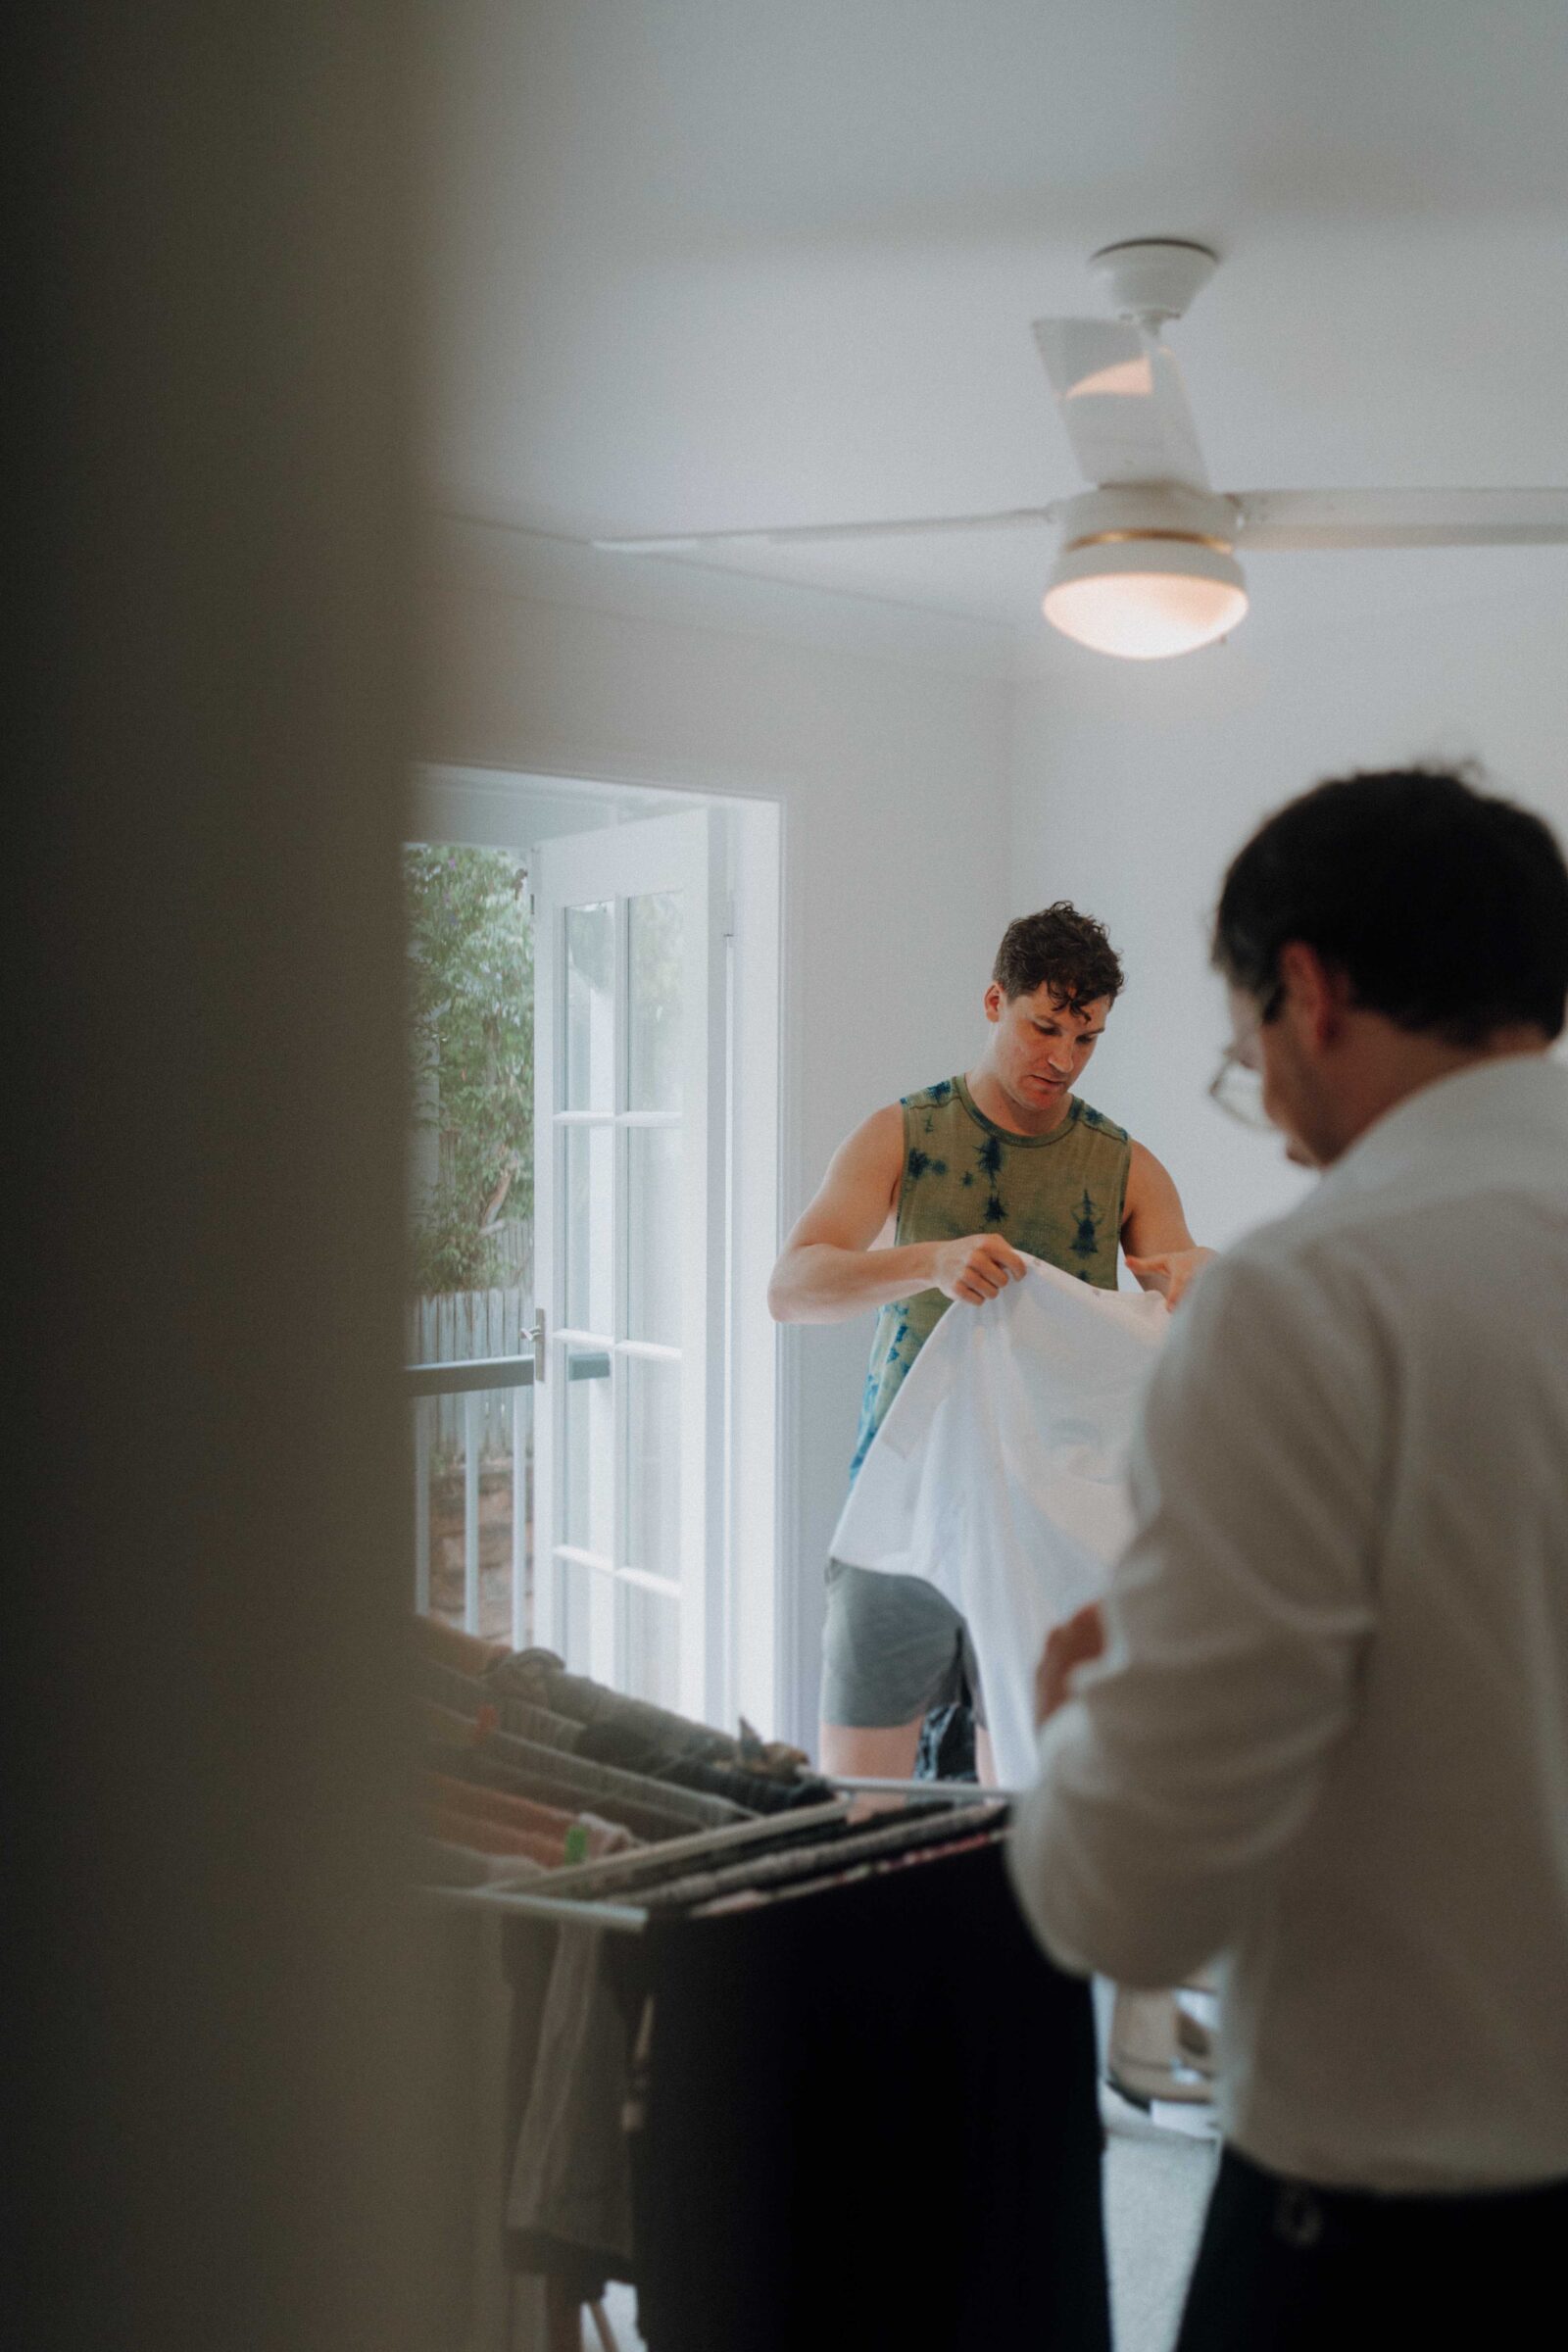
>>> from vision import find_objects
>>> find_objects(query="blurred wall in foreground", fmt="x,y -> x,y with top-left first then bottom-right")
6,6 -> 432,2346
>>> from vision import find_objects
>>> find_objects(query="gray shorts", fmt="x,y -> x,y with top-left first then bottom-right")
819,1558 -> 987,1731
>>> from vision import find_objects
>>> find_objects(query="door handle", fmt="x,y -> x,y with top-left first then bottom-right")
531,1306 -> 547,1381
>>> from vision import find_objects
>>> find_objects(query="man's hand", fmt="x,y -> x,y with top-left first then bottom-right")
1125,1246 -> 1217,1311
927,1232 -> 1028,1306
1033,1600 -> 1106,1727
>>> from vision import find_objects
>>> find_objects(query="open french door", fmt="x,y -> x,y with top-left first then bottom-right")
531,806 -> 727,1723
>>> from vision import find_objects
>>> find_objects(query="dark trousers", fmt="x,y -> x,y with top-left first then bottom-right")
1177,2144 -> 1568,2352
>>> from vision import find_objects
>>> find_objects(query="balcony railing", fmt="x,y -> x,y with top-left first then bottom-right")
405,1343 -> 610,1644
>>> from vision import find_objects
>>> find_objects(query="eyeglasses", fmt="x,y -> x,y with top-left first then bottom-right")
1207,983 -> 1284,1130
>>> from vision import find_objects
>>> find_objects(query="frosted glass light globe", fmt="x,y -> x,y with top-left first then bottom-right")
1044,537 -> 1248,660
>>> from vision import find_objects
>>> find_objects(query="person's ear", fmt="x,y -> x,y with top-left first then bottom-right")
983,981 -> 1004,1025
1277,941 -> 1351,1048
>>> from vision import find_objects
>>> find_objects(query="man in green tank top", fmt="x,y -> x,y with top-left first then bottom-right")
769,903 -> 1213,1784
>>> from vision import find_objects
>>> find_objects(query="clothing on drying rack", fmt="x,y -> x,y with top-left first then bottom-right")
524,1801 -> 931,1911
415,1836 -> 546,1889
436,1721 -> 753,1838
417,1628 -> 833,1849
487,1647 -> 818,1789
423,1807 -> 576,1865
497,1917 -> 624,2309
505,1924 -> 638,2280
410,1613 -> 511,1682
420,1696 -> 483,1748
422,1772 -> 623,1848
626,1828 -> 1111,2352
484,1690 -> 833,1813
440,1749 -> 732,1848
495,1801 -> 1002,2304
422,1773 -> 639,1867
700,1816 -> 1008,1919
415,1655 -> 498,1723
634,1798 -> 1004,1912
492,1694 -> 591,1752
618,1749 -> 837,1815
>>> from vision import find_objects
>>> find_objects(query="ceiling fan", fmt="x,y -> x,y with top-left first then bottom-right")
595,237 -> 1568,660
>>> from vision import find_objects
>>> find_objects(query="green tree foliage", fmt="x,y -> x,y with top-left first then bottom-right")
404,845 -> 533,1294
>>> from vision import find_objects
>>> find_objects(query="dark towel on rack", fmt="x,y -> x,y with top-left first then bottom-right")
593,1743 -> 837,1816
625,1835 -> 1111,2352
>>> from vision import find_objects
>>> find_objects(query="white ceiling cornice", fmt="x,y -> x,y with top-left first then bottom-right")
427,513 -> 1021,683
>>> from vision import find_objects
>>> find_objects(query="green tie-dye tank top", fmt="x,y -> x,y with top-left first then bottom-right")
849,1073 -> 1131,1480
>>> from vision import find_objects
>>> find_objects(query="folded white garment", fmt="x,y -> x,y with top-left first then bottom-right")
831,1257 -> 1169,1788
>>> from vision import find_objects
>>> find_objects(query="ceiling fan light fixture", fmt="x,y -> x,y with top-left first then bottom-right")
1043,532 -> 1248,659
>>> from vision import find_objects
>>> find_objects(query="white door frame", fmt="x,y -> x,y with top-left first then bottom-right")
532,806 -> 727,1721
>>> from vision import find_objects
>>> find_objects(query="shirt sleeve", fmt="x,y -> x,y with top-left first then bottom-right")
1006,1240 -> 1388,1988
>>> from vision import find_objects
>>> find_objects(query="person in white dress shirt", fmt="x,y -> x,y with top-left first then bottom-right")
1006,764 -> 1568,2348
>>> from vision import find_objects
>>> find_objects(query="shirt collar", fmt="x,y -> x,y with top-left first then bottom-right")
1318,1052 -> 1568,1200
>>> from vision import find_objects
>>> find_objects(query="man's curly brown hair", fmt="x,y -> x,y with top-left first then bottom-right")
992,903 -> 1124,1012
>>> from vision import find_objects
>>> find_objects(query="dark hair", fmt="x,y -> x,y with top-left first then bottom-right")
1213,765 -> 1568,1046
993,902 -> 1125,1011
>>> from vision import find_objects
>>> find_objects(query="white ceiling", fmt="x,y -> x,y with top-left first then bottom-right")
423,0 -> 1568,654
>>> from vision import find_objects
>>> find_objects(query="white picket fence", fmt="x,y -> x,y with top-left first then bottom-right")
407,1283 -> 535,1641
406,1284 -> 534,1454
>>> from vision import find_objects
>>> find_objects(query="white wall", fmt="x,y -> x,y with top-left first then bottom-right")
425,534 -> 1568,1742
1008,579 -> 1568,1252
423,535 -> 1013,1742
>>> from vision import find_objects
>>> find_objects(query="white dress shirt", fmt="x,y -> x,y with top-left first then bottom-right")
1007,1055 -> 1568,2190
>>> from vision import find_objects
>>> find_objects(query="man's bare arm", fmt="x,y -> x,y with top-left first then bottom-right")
1121,1140 -> 1216,1310
768,1105 -> 1026,1324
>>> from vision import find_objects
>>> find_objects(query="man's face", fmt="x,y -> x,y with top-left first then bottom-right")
984,982 -> 1110,1115
1225,981 -> 1330,1167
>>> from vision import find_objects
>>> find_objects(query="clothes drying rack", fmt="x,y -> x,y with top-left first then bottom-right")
427,1777 -> 1014,1933
434,1780 -> 1015,2352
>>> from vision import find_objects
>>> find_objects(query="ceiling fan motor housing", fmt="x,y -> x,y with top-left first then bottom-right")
1053,484 -> 1240,552
1045,485 -> 1248,659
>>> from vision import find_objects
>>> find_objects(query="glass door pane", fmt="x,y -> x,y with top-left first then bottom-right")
624,1354 -> 681,1584
562,1343 -> 614,1558
620,1583 -> 681,1712
625,1125 -> 682,1346
564,1123 -> 614,1337
627,889 -> 684,1111
564,902 -> 614,1109
532,808 -> 719,1718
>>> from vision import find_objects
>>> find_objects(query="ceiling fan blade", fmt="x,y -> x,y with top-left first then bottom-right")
1032,316 -> 1210,491
593,507 -> 1059,554
1232,488 -> 1568,550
